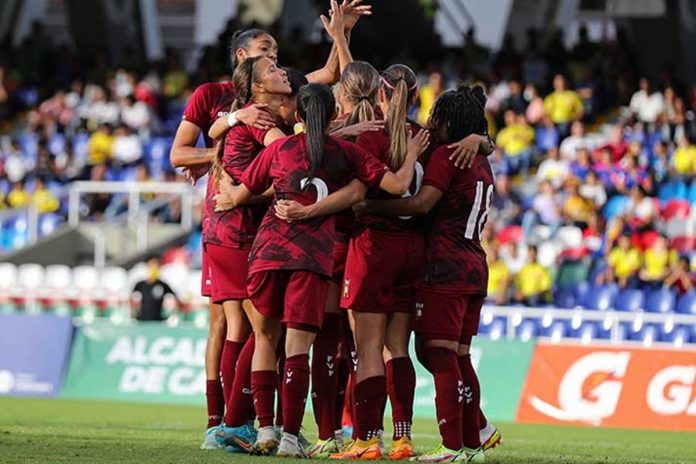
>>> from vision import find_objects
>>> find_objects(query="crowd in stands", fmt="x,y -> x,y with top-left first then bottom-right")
2,19 -> 696,312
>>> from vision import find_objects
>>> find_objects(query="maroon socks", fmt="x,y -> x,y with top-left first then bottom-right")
386,356 -> 416,440
224,335 -> 255,427
353,375 -> 387,441
205,379 -> 224,428
312,313 -> 341,440
220,340 -> 244,403
458,354 -> 482,449
252,370 -> 277,428
424,347 -> 463,451
282,354 -> 311,435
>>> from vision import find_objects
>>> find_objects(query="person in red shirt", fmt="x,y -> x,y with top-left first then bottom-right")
215,83 -> 429,457
353,85 -> 495,462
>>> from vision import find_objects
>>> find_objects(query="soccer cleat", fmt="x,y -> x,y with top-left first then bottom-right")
410,443 -> 459,462
308,437 -> 341,458
330,437 -> 382,460
200,426 -> 223,450
252,426 -> 279,455
334,429 -> 345,450
377,429 -> 386,455
215,423 -> 258,453
452,446 -> 485,462
479,423 -> 502,452
389,436 -> 415,460
276,432 -> 310,458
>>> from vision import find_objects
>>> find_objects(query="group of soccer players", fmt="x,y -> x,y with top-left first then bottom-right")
170,1 -> 501,461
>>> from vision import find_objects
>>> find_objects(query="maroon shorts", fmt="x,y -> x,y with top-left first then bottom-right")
331,233 -> 350,286
247,270 -> 329,332
205,243 -> 250,303
341,229 -> 424,313
414,288 -> 484,342
201,244 -> 212,297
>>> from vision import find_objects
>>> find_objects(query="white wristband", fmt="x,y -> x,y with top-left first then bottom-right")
227,110 -> 239,127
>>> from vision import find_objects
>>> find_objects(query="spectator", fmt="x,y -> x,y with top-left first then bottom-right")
501,80 -> 528,115
88,123 -> 114,166
650,141 -> 670,184
536,147 -> 568,188
522,180 -> 562,237
491,174 -> 521,230
83,163 -> 112,219
7,180 -> 31,208
629,78 -> 664,125
559,121 -> 593,162
604,234 -> 642,288
496,110 -> 535,174
500,242 -> 526,275
672,136 -> 696,177
663,257 -> 694,295
112,124 -> 143,166
131,258 -> 179,321
595,124 -> 628,162
579,170 -> 607,209
163,57 -> 189,99
3,141 -> 29,183
416,71 -> 444,126
625,186 -> 656,231
524,83 -> 545,124
639,235 -> 677,288
84,86 -> 119,129
543,74 -> 583,137
120,95 -> 151,134
569,147 -> 592,180
487,245 -> 511,305
535,116 -> 559,152
31,177 -> 59,213
514,245 -> 552,306
562,177 -> 592,227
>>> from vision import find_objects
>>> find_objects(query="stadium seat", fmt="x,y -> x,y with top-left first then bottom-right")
71,265 -> 100,293
516,319 -> 538,342
72,133 -> 90,165
45,265 -> 73,290
0,263 -> 18,290
554,286 -> 576,309
602,195 -> 629,221
663,325 -> 691,346
48,133 -> 66,155
573,281 -> 592,307
615,289 -> 645,312
644,288 -> 676,313
675,291 -> 696,315
496,225 -> 523,245
17,263 -> 45,290
19,133 -> 39,162
688,182 -> 696,204
555,226 -> 583,249
160,264 -> 189,298
578,321 -> 600,344
100,266 -> 129,296
661,199 -> 690,221
542,320 -> 568,342
639,324 -> 661,346
537,241 -> 559,267
658,180 -> 688,203
527,225 -> 552,245
583,285 -> 615,311
39,213 -> 64,237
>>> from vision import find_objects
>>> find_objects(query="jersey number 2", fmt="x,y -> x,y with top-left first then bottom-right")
465,181 -> 493,240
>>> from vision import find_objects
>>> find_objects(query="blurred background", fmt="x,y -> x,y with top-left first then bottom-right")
1,0 -> 696,347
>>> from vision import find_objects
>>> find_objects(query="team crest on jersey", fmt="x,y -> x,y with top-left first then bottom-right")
343,279 -> 351,298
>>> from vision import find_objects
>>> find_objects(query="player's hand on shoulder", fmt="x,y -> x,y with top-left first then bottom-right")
407,129 -> 430,158
448,133 -> 484,169
236,103 -> 276,130
332,120 -> 384,139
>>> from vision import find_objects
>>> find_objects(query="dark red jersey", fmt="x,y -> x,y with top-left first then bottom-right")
182,81 -> 236,148
421,145 -> 494,295
354,122 -> 426,232
241,134 -> 389,277
203,123 -> 272,247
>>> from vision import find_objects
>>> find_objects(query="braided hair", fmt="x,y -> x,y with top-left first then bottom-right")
381,64 -> 418,170
297,84 -> 335,181
428,84 -> 488,144
229,28 -> 270,69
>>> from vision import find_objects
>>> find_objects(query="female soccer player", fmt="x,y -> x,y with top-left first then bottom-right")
353,84 -> 493,463
217,83 -> 429,458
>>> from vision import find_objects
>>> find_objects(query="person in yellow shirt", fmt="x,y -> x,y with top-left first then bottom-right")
562,177 -> 593,226
496,111 -> 535,174
514,246 -> 553,306
488,245 -> 511,305
606,235 -> 642,288
7,180 -> 31,208
32,177 -> 60,213
672,136 -> 696,176
543,74 -> 583,138
88,124 -> 114,165
639,235 -> 677,288
416,71 -> 444,125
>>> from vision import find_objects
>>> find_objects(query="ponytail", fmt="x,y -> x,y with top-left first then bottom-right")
381,64 -> 417,170
338,61 -> 379,132
297,84 -> 336,181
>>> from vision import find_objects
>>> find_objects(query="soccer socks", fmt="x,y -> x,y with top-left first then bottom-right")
458,354 -> 482,449
282,354 -> 311,435
479,407 -> 488,429
354,375 -> 387,441
220,340 -> 244,404
386,356 -> 416,440
224,335 -> 255,427
205,379 -> 224,428
423,346 -> 463,451
335,356 -> 350,432
312,313 -> 341,440
276,353 -> 285,427
252,370 -> 277,428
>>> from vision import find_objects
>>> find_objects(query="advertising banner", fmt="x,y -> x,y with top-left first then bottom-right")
413,338 -> 534,421
0,314 -> 74,397
517,343 -> 696,431
61,321 -> 208,405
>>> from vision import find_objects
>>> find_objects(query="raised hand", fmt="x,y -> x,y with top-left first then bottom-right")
320,0 -> 346,40
341,0 -> 372,31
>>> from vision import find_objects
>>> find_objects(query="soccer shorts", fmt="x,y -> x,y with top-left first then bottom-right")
341,228 -> 424,313
205,243 -> 250,303
331,232 -> 350,286
414,288 -> 484,342
247,270 -> 329,332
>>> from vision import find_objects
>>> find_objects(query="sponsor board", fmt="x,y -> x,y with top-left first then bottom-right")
0,314 -> 74,397
517,343 -> 696,431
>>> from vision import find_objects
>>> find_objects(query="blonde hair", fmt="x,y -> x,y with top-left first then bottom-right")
381,64 -> 417,170
337,61 -> 380,131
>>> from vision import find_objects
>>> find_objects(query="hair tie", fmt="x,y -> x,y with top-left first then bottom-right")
381,77 -> 417,92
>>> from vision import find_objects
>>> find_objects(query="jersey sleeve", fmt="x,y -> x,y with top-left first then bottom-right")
246,125 -> 270,146
422,146 -> 456,193
241,144 -> 275,195
346,142 -> 388,189
182,84 -> 212,130
355,131 -> 383,158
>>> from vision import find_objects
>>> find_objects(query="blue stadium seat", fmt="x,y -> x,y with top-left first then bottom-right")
485,317 -> 507,340
663,325 -> 692,345
19,133 -> 39,162
574,281 -> 592,307
645,288 -> 676,313
658,180 -> 688,203
38,213 -> 63,237
603,195 -> 629,221
583,285 -> 616,311
48,133 -> 66,155
554,286 -> 576,309
543,320 -> 568,340
688,182 -> 696,204
516,319 -> 538,341
615,289 -> 644,312
578,321 -> 601,343
72,133 -> 90,165
639,324 -> 661,346
675,291 -> 696,315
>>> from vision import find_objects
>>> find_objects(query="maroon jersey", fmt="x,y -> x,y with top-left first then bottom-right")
203,123 -> 272,247
354,122 -> 425,232
182,81 -> 236,148
241,134 -> 389,277
421,145 -> 494,295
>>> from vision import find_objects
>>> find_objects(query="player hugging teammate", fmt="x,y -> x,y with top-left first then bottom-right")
172,0 -> 502,461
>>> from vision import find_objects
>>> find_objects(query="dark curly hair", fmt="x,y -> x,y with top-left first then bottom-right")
429,84 -> 488,144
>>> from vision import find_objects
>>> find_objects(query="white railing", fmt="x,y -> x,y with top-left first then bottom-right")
480,305 -> 696,346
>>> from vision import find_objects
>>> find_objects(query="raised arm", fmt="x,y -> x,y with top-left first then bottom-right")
353,184 -> 443,218
320,1 -> 354,75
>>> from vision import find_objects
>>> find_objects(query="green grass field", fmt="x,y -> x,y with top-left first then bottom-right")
0,397 -> 694,464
